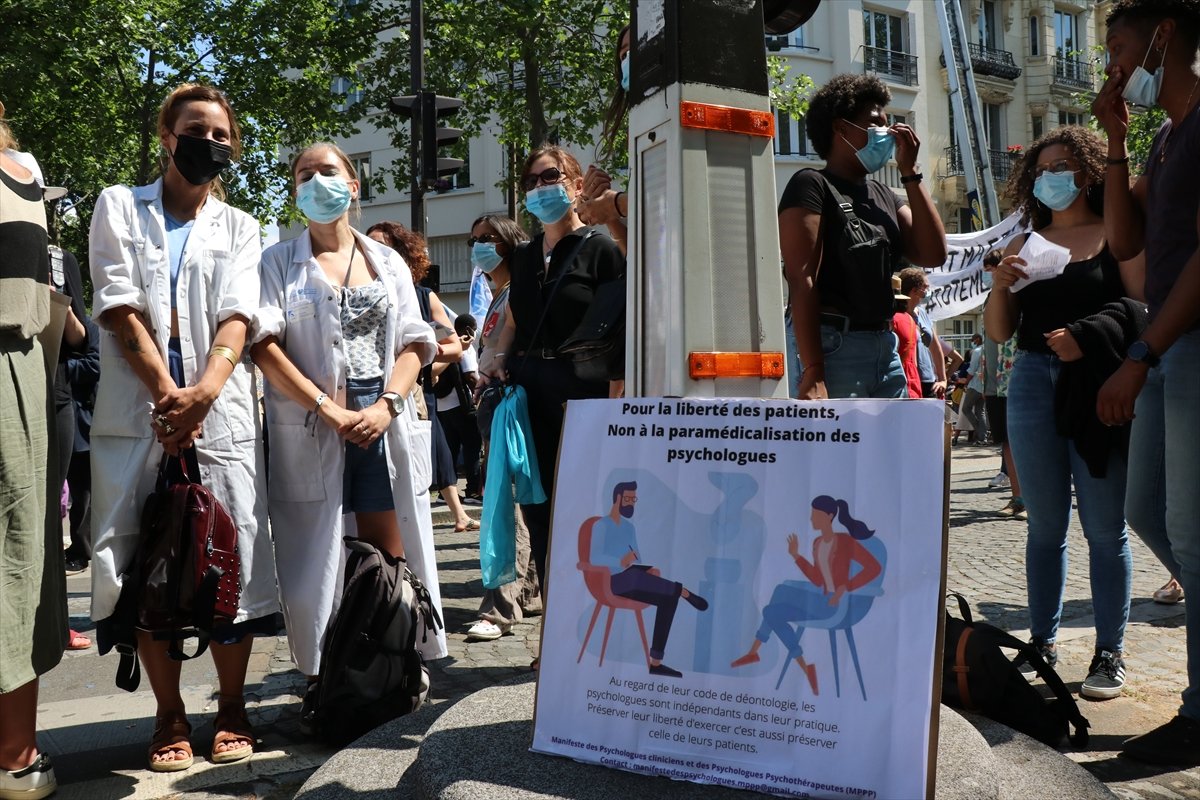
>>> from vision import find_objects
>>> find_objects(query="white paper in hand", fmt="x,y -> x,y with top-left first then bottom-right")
1010,232 -> 1072,292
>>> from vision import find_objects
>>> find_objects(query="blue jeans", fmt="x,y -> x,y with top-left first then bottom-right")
1125,330 -> 1200,719
753,581 -> 840,659
799,325 -> 906,399
1007,351 -> 1131,652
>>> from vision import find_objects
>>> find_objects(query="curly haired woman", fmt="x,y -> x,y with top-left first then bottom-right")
984,125 -> 1144,700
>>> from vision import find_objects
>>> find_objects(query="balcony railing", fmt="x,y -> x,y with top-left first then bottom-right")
943,146 -> 1015,183
1053,55 -> 1093,90
765,34 -> 819,53
864,46 -> 918,86
939,42 -> 1022,80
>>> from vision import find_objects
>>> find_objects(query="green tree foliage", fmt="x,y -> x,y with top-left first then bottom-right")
1,0 -> 377,265
362,0 -> 630,197
768,55 -> 813,122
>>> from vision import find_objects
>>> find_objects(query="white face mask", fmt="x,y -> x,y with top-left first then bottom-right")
1122,24 -> 1166,108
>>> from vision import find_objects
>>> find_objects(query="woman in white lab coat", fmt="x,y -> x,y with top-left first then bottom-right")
88,84 -> 277,772
252,142 -> 447,728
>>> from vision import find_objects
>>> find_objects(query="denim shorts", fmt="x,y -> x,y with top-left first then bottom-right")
342,377 -> 394,513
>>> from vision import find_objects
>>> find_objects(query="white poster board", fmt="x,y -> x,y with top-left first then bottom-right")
532,398 -> 946,800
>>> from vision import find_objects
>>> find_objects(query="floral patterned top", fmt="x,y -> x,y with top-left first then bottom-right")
995,337 -> 1019,398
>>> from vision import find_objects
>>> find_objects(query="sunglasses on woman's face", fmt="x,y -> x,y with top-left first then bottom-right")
466,233 -> 501,248
1034,158 -> 1078,177
522,166 -> 564,192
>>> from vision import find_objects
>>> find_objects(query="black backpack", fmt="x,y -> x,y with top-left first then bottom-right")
942,593 -> 1089,748
311,539 -> 442,745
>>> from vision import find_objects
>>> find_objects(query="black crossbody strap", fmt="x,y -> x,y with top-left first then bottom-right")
514,229 -> 596,382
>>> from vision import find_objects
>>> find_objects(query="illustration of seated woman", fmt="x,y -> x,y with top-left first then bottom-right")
731,495 -> 882,695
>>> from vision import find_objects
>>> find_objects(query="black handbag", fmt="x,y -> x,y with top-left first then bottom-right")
558,277 -> 626,382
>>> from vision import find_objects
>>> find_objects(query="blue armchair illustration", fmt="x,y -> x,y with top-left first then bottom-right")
774,535 -> 887,698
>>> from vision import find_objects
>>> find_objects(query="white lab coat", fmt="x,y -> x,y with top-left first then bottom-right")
88,180 -> 278,632
256,229 -> 446,674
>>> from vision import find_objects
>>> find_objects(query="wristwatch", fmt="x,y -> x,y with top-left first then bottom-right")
1127,340 -> 1160,368
380,392 -> 405,417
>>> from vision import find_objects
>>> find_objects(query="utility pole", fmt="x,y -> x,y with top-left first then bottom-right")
409,0 -> 425,234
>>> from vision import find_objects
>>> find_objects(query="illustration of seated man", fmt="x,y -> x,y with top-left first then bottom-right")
590,481 -> 709,678
731,495 -> 882,695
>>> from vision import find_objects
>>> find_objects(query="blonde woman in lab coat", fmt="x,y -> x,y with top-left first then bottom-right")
251,142 -> 447,732
88,84 -> 277,772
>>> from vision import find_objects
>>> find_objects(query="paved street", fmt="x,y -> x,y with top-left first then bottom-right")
35,448 -> 1197,799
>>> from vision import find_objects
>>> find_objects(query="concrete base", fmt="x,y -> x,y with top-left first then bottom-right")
297,674 -> 1115,800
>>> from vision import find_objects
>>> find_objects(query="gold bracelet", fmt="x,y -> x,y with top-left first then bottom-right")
209,345 -> 239,368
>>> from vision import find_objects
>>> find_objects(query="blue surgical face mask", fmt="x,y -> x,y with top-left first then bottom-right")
620,53 -> 630,92
471,242 -> 504,273
842,121 -> 895,174
296,173 -> 352,224
524,183 -> 573,224
1122,26 -> 1166,108
1033,170 -> 1081,211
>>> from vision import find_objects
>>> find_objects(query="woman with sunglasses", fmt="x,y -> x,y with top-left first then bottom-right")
253,144 -> 446,729
88,83 -> 277,772
463,214 -> 544,641
985,125 -> 1143,701
488,146 -> 625,629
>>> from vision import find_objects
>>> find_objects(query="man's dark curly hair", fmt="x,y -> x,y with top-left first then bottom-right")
1005,125 -> 1106,230
805,74 -> 891,160
366,221 -> 431,282
1107,0 -> 1200,49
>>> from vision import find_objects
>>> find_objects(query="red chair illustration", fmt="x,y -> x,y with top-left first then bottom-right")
576,516 -> 653,667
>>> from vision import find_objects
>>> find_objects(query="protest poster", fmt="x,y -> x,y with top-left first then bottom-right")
532,397 -> 946,800
924,212 -> 1028,321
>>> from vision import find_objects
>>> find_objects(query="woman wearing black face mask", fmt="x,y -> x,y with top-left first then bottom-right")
88,84 -> 276,773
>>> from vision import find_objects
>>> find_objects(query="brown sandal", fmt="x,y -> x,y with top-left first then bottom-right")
148,710 -> 193,772
211,695 -> 255,764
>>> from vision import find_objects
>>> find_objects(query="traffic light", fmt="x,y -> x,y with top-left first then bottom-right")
420,92 -> 464,185
387,90 -> 465,189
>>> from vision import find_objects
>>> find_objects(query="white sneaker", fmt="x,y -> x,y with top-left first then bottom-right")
0,753 -> 56,800
466,620 -> 509,641
988,473 -> 1010,489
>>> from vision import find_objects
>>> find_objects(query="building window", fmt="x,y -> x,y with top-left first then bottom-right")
350,154 -> 371,202
773,110 -> 808,157
331,76 -> 363,113
1032,116 -> 1044,140
952,318 -> 977,337
766,25 -> 810,51
1054,10 -> 1079,56
978,0 -> 999,48
1029,16 -> 1040,56
1058,110 -> 1085,127
887,112 -> 908,126
864,8 -> 907,53
983,103 -> 1005,150
863,8 -> 916,84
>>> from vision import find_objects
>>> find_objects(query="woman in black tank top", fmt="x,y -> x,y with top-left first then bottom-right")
983,126 -> 1143,700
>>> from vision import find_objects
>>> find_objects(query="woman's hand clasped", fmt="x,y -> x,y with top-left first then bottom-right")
343,401 -> 391,449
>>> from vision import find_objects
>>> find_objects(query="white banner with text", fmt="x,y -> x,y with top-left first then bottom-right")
532,397 -> 946,800
924,212 -> 1029,321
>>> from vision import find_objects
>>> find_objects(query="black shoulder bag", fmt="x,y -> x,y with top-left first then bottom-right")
812,169 -> 895,326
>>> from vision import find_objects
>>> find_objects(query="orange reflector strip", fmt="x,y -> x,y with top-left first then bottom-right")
689,352 -> 786,380
680,101 -> 775,138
